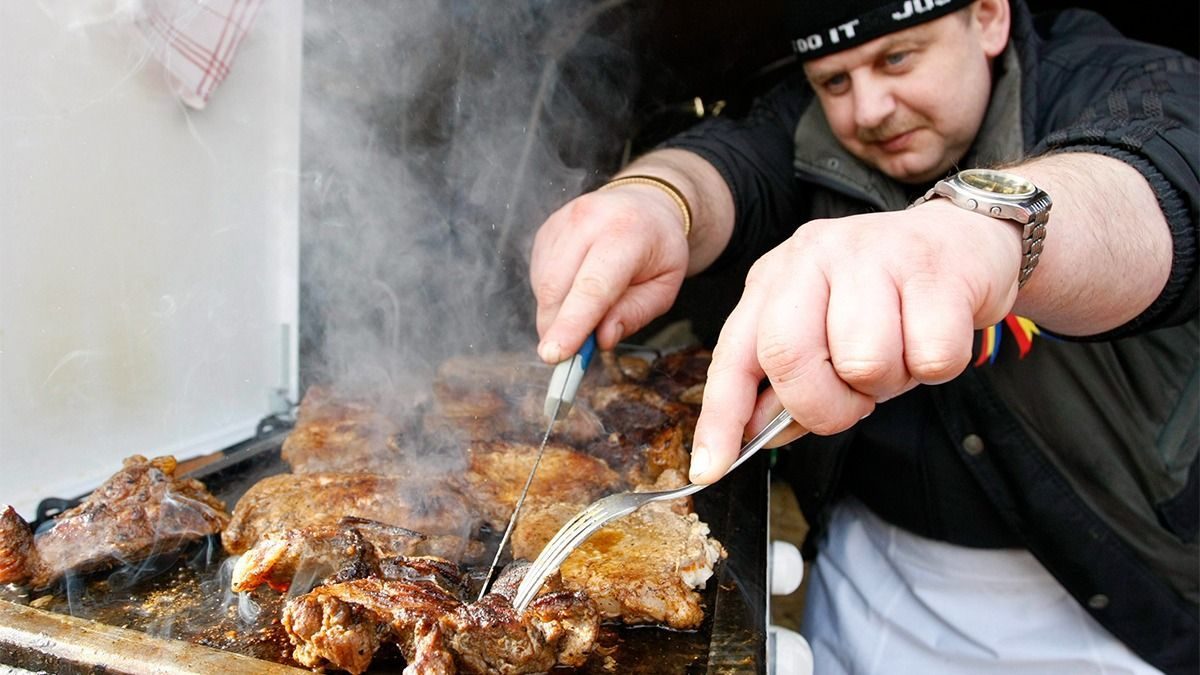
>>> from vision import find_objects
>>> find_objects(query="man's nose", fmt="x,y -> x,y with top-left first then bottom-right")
852,76 -> 896,131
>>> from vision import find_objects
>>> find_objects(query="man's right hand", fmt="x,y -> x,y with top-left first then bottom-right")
530,181 -> 691,363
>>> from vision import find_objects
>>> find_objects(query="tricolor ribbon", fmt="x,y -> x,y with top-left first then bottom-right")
974,313 -> 1042,366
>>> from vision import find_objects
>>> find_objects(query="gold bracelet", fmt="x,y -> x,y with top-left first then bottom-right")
599,174 -> 693,238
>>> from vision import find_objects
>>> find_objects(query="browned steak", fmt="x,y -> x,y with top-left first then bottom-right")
511,477 -> 724,630
0,455 -> 228,589
281,386 -> 417,474
282,563 -> 598,674
222,472 -> 479,555
231,517 -> 482,593
0,505 -> 36,585
454,441 -> 620,529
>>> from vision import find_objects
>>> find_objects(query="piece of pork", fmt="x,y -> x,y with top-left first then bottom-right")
0,455 -> 229,589
231,517 -> 482,593
511,493 -> 724,630
222,473 -> 478,555
281,386 -> 420,474
282,568 -> 598,675
0,505 -> 36,585
454,441 -> 620,529
424,381 -> 605,447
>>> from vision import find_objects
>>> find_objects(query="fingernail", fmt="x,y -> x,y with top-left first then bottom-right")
689,445 -> 709,482
538,341 -> 562,363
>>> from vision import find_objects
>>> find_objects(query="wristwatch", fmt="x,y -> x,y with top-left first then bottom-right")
911,168 -> 1052,288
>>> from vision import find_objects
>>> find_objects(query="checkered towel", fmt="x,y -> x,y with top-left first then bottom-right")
137,0 -> 262,109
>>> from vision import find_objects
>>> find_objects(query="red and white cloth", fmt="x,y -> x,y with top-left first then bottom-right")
136,0 -> 262,109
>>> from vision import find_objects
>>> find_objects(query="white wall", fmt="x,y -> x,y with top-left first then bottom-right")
0,1 -> 301,518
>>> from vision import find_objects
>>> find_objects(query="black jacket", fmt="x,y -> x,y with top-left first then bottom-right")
663,3 -> 1199,672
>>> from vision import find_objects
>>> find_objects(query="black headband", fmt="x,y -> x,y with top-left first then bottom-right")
786,0 -> 975,60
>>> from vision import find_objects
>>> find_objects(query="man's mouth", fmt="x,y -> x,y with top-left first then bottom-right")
878,129 -> 917,152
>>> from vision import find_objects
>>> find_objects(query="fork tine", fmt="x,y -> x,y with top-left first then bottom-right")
512,495 -> 642,611
511,409 -> 795,612
513,516 -> 601,606
514,519 -> 602,609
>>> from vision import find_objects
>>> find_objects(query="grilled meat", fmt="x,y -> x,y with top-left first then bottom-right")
282,564 -> 599,674
589,383 -> 695,438
585,423 -> 691,489
425,380 -> 604,446
422,383 -> 510,443
433,352 -> 549,392
570,381 -> 695,487
455,441 -> 620,528
282,386 -> 419,474
509,389 -> 606,444
0,455 -> 228,589
223,473 -> 478,555
232,517 -> 482,593
597,350 -> 653,383
646,346 -> 711,405
511,492 -> 724,630
0,505 -> 36,584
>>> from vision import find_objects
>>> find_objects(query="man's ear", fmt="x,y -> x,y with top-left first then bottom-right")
973,0 -> 1011,58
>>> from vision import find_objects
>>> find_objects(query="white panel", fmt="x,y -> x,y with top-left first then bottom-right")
0,1 -> 301,518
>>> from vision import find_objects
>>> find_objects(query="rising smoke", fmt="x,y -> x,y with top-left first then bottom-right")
299,0 -> 641,406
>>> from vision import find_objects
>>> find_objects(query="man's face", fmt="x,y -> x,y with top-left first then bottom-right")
803,6 -> 1007,184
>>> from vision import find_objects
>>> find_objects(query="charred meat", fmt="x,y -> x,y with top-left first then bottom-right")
646,346 -> 711,405
223,473 -> 478,555
0,505 -> 36,585
282,561 -> 599,675
0,455 -> 229,589
232,517 -> 481,593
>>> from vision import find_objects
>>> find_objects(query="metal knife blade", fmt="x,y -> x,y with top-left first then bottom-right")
478,333 -> 597,600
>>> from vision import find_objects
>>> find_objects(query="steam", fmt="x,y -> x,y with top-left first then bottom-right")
300,0 -> 640,406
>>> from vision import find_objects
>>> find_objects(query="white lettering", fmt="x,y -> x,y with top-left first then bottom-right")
893,0 -> 952,20
828,19 -> 860,44
892,0 -> 913,20
792,33 -> 825,53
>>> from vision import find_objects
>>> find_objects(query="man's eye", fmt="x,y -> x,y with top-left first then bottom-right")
823,74 -> 849,93
884,51 -> 910,67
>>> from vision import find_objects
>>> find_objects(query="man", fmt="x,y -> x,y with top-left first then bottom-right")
530,0 -> 1197,672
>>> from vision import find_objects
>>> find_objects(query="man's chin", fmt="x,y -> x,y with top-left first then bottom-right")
874,154 -> 949,186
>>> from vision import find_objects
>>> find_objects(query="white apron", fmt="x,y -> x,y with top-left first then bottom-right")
801,498 -> 1162,674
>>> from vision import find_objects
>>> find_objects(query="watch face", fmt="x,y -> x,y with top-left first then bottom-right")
958,169 -> 1036,198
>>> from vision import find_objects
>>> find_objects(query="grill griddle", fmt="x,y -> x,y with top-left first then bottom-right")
2,428 -> 767,674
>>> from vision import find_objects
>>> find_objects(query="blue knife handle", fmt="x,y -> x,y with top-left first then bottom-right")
544,332 -> 599,418
577,332 -> 598,371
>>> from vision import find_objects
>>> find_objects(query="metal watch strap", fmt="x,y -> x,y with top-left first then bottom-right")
1015,198 -> 1050,288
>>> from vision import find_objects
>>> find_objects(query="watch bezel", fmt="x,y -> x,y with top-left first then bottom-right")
953,168 -> 1038,201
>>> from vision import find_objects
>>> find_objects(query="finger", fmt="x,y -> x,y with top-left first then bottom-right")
530,225 -> 587,339
876,377 -> 919,404
899,277 -> 974,384
690,291 -> 769,484
538,243 -> 642,361
597,272 -> 685,348
825,264 -> 909,399
757,262 -> 874,436
745,388 -> 810,448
